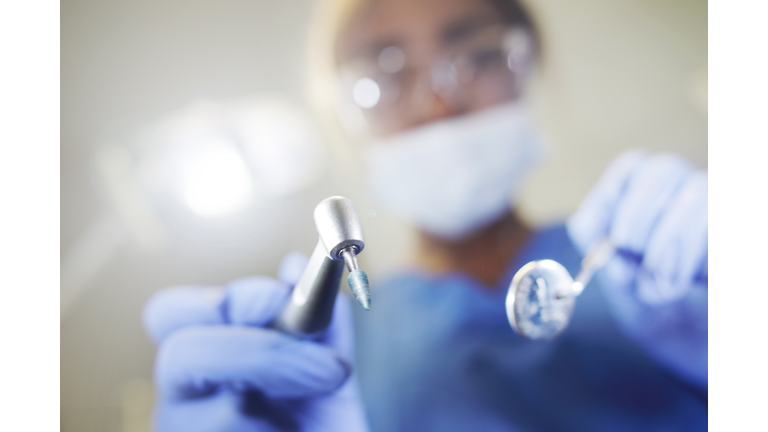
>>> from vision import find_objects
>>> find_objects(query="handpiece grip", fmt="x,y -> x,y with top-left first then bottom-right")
272,240 -> 345,336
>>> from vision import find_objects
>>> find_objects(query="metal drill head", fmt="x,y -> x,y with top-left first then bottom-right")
348,269 -> 371,311
274,196 -> 371,336
314,196 -> 365,259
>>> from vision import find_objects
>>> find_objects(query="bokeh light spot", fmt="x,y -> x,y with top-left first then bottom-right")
353,77 -> 381,109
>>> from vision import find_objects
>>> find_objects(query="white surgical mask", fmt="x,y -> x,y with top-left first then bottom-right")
363,101 -> 545,240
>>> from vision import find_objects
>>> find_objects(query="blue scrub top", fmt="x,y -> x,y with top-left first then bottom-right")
353,224 -> 707,432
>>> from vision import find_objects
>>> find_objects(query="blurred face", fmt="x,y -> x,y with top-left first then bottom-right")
338,0 -> 530,137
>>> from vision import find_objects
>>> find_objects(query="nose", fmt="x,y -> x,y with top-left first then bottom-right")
427,91 -> 458,121
406,81 -> 468,129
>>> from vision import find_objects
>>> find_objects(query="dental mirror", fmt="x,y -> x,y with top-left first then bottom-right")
506,238 -> 615,340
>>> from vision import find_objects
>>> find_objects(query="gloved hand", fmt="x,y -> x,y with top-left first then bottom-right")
142,252 -> 370,432
567,150 -> 708,387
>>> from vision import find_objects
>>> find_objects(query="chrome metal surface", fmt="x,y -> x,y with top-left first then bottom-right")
340,247 -> 359,272
314,196 -> 365,260
272,196 -> 368,336
273,240 -> 344,335
506,260 -> 576,340
505,237 -> 615,340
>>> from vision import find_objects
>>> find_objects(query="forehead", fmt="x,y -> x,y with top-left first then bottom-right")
338,0 -> 504,62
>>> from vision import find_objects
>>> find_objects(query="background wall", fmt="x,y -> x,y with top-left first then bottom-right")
60,0 -> 706,430
521,0 -> 707,223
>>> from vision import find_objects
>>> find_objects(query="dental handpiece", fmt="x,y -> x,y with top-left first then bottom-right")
272,196 -> 371,336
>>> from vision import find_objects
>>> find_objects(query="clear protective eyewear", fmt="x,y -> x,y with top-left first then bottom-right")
337,25 -> 535,136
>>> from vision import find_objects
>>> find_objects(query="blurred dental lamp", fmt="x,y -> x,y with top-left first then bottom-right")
173,133 -> 253,218
151,97 -> 326,218
62,97 -> 326,316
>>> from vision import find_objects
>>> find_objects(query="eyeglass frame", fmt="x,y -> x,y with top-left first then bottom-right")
337,24 -> 536,136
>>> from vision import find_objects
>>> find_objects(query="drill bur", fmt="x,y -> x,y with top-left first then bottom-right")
341,247 -> 370,310
348,269 -> 371,311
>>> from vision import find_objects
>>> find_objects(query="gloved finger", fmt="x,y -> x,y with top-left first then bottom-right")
277,251 -> 309,286
289,374 -> 371,432
155,325 -> 351,400
697,250 -> 708,282
223,276 -> 290,327
155,390 -> 312,432
143,286 -> 225,344
567,149 -> 648,255
602,253 -> 638,293
223,251 -> 309,326
610,153 -> 695,254
636,171 -> 708,305
154,391 -> 281,432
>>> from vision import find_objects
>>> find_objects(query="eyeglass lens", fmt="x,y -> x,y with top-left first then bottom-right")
342,26 -> 532,135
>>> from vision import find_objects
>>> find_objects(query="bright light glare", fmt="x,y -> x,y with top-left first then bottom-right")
179,139 -> 252,217
353,77 -> 381,109
378,46 -> 406,73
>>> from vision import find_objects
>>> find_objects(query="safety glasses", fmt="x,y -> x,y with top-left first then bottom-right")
337,25 -> 535,136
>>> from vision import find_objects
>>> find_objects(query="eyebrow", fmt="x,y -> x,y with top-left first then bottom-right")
441,15 -> 502,45
339,14 -> 504,65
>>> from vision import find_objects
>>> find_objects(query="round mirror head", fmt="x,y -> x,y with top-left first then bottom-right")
506,260 -> 576,341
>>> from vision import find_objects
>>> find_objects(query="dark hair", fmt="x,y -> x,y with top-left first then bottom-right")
486,0 -> 541,57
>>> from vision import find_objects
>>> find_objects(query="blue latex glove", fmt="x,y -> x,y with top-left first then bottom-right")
143,252 -> 370,432
567,150 -> 708,388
